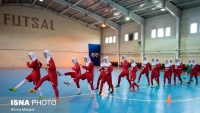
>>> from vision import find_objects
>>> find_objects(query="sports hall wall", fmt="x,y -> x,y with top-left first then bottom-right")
101,6 -> 200,64
0,6 -> 100,68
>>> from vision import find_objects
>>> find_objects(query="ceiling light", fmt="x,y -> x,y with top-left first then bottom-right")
126,17 -> 130,21
102,24 -> 106,27
160,8 -> 166,11
114,12 -> 120,16
39,0 -> 43,2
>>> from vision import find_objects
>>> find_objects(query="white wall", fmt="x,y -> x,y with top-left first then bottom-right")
0,6 -> 100,68
101,6 -> 200,64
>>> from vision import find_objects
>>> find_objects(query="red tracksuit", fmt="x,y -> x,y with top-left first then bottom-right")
117,60 -> 131,86
34,58 -> 59,99
130,65 -> 139,89
169,64 -> 174,83
174,64 -> 183,84
96,70 -> 103,89
164,66 -> 171,85
64,62 -> 81,88
25,59 -> 42,85
189,64 -> 198,84
99,65 -> 114,92
157,63 -> 160,77
150,64 -> 159,86
74,62 -> 94,90
138,63 -> 150,84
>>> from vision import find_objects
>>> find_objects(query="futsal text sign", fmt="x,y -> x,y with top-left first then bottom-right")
3,13 -> 55,30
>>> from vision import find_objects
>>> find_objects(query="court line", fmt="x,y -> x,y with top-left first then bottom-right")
1,85 -> 199,106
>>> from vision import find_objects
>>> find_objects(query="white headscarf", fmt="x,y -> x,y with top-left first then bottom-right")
43,50 -> 51,64
151,58 -> 156,66
84,55 -> 91,66
131,58 -> 136,67
122,55 -> 126,61
100,58 -> 105,67
143,56 -> 148,64
156,58 -> 160,64
192,59 -> 197,65
165,60 -> 170,67
72,57 -> 78,64
178,58 -> 182,64
104,56 -> 111,67
29,52 -> 37,61
175,59 -> 179,66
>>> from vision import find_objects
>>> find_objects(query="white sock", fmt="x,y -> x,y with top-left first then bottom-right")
69,80 -> 74,83
77,88 -> 80,92
14,79 -> 28,89
38,87 -> 43,96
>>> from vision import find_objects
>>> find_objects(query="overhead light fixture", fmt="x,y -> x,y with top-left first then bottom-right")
102,24 -> 106,27
160,8 -> 166,11
39,0 -> 43,2
114,12 -> 120,16
126,17 -> 130,21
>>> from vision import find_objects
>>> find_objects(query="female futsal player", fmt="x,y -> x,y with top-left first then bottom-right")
137,56 -> 150,86
163,60 -> 171,87
150,58 -> 159,88
187,59 -> 198,85
65,55 -> 95,97
9,52 -> 44,99
174,59 -> 183,85
99,56 -> 114,95
169,59 -> 174,84
57,57 -> 81,95
115,55 -> 131,88
28,50 -> 59,102
95,58 -> 105,90
183,60 -> 192,79
156,58 -> 161,77
129,58 -> 139,92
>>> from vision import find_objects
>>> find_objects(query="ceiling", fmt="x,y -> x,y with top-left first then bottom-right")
1,0 -> 200,30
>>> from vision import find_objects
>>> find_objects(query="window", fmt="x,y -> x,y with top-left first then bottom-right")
134,32 -> 138,40
190,23 -> 197,33
124,34 -> 129,41
151,29 -> 156,38
165,27 -> 171,37
105,37 -> 108,43
109,36 -> 112,43
113,36 -> 116,43
157,28 -> 164,37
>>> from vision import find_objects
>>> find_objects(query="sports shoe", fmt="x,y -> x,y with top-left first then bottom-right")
57,71 -> 61,76
110,91 -> 114,94
98,92 -> 102,95
9,87 -> 17,92
115,85 -> 120,88
187,82 -> 190,84
137,81 -> 140,83
150,86 -> 154,88
52,99 -> 60,104
147,83 -> 150,86
75,92 -> 81,95
95,87 -> 98,90
27,89 -> 36,94
38,96 -> 44,100
183,77 -> 186,79
64,81 -> 70,86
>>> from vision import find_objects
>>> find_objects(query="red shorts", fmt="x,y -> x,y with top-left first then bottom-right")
25,74 -> 40,85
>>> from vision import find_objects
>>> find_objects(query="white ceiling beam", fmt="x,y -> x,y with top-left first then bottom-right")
157,0 -> 180,18
101,0 -> 145,25
59,0 -> 84,15
55,0 -> 119,30
46,0 -> 55,8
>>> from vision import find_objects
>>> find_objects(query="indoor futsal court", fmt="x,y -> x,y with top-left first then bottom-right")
0,0 -> 200,113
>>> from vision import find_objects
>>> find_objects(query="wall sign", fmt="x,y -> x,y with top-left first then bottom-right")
3,13 -> 55,30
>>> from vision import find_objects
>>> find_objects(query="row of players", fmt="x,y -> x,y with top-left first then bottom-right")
8,50 -> 199,103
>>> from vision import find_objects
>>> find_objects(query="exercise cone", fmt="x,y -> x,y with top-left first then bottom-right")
166,94 -> 172,103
